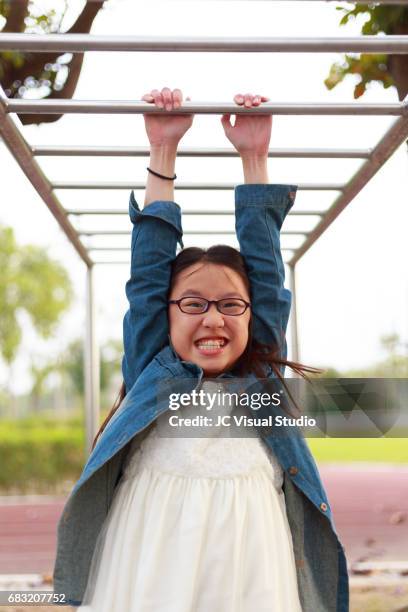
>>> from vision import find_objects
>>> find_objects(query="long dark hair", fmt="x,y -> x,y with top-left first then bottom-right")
91,245 -> 320,450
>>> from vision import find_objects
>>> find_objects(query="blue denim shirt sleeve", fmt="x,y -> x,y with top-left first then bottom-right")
122,191 -> 183,393
235,184 -> 297,365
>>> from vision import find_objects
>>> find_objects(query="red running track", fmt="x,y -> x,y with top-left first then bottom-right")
0,465 -> 407,575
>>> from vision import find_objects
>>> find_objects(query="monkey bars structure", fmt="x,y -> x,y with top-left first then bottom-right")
1,28 -> 408,453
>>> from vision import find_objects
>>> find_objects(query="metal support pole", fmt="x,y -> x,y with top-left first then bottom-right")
84,265 -> 100,456
5,99 -> 407,116
288,264 -> 300,364
1,33 -> 408,53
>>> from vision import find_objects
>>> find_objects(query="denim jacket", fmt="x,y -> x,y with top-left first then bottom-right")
53,184 -> 349,611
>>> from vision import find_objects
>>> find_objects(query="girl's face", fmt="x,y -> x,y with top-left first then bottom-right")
168,262 -> 251,376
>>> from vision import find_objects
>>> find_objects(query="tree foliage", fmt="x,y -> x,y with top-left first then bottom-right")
28,337 -> 123,402
325,5 -> 408,100
0,0 -> 105,124
317,334 -> 408,378
0,224 -> 73,365
60,337 -> 123,396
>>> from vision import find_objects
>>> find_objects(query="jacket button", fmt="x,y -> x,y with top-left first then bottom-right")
320,502 -> 328,512
288,466 -> 298,476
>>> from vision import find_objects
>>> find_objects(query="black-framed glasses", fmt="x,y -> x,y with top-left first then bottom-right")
168,296 -> 251,316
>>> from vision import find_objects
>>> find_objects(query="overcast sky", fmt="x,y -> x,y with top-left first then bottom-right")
1,0 -> 408,394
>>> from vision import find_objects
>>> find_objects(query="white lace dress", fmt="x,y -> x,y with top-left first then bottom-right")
78,381 -> 302,612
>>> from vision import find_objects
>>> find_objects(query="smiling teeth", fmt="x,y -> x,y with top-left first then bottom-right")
197,339 -> 225,348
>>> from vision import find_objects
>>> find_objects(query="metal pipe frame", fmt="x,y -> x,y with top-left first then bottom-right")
211,0 -> 408,3
54,181 -> 344,191
35,0 -> 408,3
32,145 -> 372,159
79,230 -> 308,236
67,208 -> 324,216
91,259 -> 294,266
1,34 -> 408,54
84,266 -> 100,456
86,246 -> 295,251
83,0 -> 408,3
80,230 -> 239,236
289,97 -> 408,266
288,265 -> 300,363
89,261 -> 131,265
2,23 -> 405,465
5,99 -> 408,116
0,86 -> 93,267
0,85 -> 98,453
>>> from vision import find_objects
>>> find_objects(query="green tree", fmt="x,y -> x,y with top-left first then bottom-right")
312,335 -> 408,378
61,337 -> 123,396
319,334 -> 408,378
29,358 -> 55,411
380,332 -> 400,356
0,0 -> 105,124
313,366 -> 342,379
325,5 -> 408,100
27,338 -> 123,413
0,224 -> 73,369
343,355 -> 408,377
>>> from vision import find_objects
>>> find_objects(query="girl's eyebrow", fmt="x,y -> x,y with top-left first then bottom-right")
179,289 -> 204,297
179,289 -> 245,299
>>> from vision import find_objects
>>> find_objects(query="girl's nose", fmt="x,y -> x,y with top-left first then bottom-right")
201,303 -> 225,327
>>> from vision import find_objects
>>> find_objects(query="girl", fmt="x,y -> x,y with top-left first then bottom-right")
53,87 -> 349,611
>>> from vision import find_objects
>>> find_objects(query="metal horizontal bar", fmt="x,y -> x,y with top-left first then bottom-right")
88,246 -> 295,251
32,145 -> 371,159
93,258 -> 294,264
80,0 -> 408,3
261,0 -> 407,3
92,260 -> 131,265
290,94 -> 408,265
80,230 -> 308,236
66,208 -> 324,216
5,99 -> 407,116
81,230 -> 235,236
55,181 -> 343,191
0,87 -> 93,267
89,247 -> 132,251
1,34 -> 408,53
211,0 -> 408,3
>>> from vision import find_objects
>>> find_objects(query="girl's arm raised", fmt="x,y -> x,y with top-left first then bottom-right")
143,87 -> 192,207
234,181 -> 296,360
144,143 -> 177,206
122,88 -> 193,393
221,93 -> 296,362
122,164 -> 182,394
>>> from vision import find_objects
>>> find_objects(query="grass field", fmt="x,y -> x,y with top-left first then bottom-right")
307,437 -> 408,463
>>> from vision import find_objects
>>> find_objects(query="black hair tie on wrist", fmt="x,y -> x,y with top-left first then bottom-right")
147,167 -> 177,181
